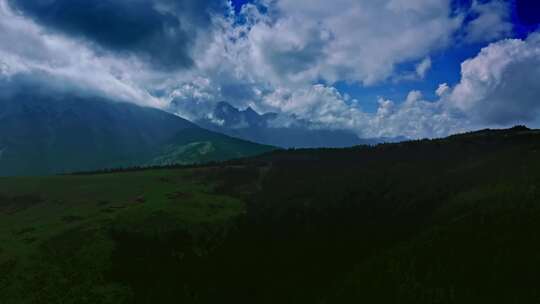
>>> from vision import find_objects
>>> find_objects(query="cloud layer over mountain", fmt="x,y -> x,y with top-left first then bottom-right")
1,0 -> 538,139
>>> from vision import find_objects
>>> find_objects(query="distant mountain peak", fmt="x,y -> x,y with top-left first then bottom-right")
197,102 -> 399,149
216,101 -> 236,110
215,101 -> 239,116
244,106 -> 259,119
210,102 -> 269,129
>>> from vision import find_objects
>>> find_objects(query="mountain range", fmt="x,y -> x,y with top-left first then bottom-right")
0,89 -> 408,177
195,102 -> 405,148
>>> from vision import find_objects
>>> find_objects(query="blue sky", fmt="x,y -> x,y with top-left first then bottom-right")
231,0 -> 252,13
0,0 -> 539,138
333,46 -> 480,112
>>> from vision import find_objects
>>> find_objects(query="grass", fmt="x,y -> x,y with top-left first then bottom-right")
0,168 -> 248,303
1,127 -> 540,303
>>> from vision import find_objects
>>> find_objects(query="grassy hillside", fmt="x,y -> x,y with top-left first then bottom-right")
0,169 -> 249,303
149,128 -> 277,166
1,126 -> 540,303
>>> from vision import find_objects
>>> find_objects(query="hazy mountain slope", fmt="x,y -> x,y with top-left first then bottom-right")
0,93 -> 274,176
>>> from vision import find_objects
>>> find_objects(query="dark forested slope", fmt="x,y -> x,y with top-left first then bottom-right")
1,126 -> 539,303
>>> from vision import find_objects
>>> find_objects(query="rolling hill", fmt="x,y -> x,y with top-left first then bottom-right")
0,91 -> 274,176
1,126 -> 539,303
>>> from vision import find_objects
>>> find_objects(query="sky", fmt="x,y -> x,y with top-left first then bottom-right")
0,0 -> 539,139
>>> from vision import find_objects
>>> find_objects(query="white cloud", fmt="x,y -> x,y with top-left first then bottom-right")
436,83 -> 450,97
243,0 -> 463,86
251,84 -> 467,139
464,0 -> 513,43
448,33 -> 540,125
416,57 -> 432,79
249,32 -> 540,138
261,84 -> 368,131
360,31 -> 540,138
368,91 -> 468,139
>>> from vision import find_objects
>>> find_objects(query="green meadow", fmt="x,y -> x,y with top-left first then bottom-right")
1,127 -> 540,303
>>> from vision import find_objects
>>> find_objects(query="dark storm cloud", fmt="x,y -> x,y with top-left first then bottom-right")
7,0 -> 226,70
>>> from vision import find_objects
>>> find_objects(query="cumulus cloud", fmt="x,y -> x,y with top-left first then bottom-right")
464,0 -> 513,43
436,83 -> 450,97
368,91 -> 468,138
448,33 -> 540,125
240,0 -> 463,86
364,32 -> 540,137
261,85 -> 367,130
247,31 -> 540,138
252,85 -> 467,139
